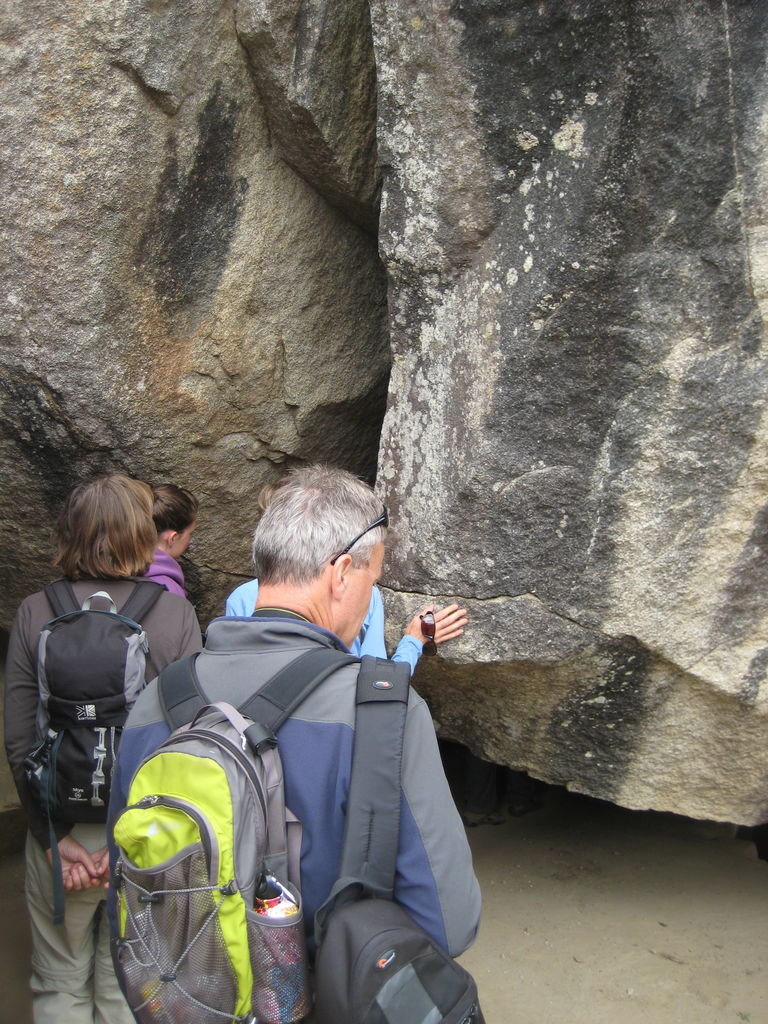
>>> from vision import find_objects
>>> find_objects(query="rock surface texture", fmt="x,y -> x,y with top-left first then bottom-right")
0,0 -> 387,632
373,0 -> 768,825
1,0 -> 767,826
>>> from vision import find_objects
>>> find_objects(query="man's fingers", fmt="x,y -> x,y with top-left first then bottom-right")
435,604 -> 467,624
436,622 -> 466,638
434,603 -> 459,619
413,603 -> 468,646
438,614 -> 468,630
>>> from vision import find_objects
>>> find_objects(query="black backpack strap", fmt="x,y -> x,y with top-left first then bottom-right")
119,580 -> 166,624
315,656 -> 410,942
38,731 -> 67,926
158,654 -> 208,732
43,578 -> 165,623
239,647 -> 356,743
43,579 -> 81,618
338,656 -> 410,893
158,646 -> 356,739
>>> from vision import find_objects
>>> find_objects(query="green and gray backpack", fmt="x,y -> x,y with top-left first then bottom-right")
112,647 -> 353,1024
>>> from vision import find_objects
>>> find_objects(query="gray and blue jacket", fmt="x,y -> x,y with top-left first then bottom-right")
109,612 -> 481,957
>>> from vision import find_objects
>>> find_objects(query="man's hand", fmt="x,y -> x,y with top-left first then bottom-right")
406,603 -> 468,647
46,837 -> 110,890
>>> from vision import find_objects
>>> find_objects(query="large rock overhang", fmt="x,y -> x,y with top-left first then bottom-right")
372,0 -> 768,825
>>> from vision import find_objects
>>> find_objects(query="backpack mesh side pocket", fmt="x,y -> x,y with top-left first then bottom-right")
245,880 -> 311,1023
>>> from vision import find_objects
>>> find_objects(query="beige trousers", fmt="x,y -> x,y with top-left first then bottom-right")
25,826 -> 134,1024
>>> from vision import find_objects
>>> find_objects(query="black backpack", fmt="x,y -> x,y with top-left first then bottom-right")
24,579 -> 164,921
313,661 -> 485,1024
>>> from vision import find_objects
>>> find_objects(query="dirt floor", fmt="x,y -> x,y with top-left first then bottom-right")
1,788 -> 766,1024
459,788 -> 768,1024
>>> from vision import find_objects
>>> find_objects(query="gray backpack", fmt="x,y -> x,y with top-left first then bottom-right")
112,647 -> 354,1024
313,662 -> 485,1024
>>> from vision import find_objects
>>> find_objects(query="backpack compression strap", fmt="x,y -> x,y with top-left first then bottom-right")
314,656 -> 410,942
158,646 -> 357,738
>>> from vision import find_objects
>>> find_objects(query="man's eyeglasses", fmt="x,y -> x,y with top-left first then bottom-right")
420,610 -> 437,656
329,507 -> 389,565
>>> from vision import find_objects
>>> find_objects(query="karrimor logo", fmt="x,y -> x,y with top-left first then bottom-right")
76,704 -> 97,721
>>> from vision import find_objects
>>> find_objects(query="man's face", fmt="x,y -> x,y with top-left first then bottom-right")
337,541 -> 385,648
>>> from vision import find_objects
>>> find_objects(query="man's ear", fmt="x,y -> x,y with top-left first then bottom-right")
329,552 -> 352,600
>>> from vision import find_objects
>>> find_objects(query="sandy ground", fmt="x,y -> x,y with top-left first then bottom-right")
1,789 -> 766,1024
459,789 -> 768,1024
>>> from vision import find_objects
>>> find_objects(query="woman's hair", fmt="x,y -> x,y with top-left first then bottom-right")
54,474 -> 158,580
151,483 -> 199,534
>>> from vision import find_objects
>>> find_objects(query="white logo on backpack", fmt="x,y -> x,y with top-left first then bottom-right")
76,704 -> 97,721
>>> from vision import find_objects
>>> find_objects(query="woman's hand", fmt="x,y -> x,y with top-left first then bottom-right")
46,837 -> 110,890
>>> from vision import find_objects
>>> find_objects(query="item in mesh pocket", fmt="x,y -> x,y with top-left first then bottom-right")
248,879 -> 310,1023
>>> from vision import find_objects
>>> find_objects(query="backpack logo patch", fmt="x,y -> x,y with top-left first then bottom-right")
76,704 -> 97,721
376,949 -> 396,970
373,680 -> 393,690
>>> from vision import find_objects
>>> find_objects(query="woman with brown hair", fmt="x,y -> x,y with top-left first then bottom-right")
4,473 -> 202,1024
146,481 -> 199,597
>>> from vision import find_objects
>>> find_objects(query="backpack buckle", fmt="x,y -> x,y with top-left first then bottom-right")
244,722 -> 276,754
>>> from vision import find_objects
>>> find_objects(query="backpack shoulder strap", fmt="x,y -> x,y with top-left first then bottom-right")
43,578 -> 165,623
158,654 -> 207,732
314,656 -> 410,942
239,647 -> 356,736
158,646 -> 357,737
119,580 -> 166,624
339,655 -> 411,893
43,579 -> 81,618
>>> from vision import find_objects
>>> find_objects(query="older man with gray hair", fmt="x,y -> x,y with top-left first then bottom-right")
110,464 -> 480,958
